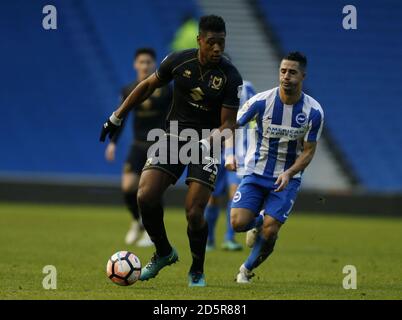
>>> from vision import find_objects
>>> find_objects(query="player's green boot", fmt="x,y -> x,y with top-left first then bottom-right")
139,248 -> 178,281
221,240 -> 243,251
188,271 -> 206,287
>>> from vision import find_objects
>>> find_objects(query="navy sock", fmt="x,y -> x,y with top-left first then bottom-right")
187,222 -> 209,273
141,202 -> 172,257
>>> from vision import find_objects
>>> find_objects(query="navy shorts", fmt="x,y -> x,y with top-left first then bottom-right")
142,134 -> 221,191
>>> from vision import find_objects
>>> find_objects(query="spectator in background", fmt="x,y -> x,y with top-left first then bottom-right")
105,48 -> 172,247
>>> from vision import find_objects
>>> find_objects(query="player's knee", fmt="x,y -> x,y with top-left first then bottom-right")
186,202 -> 206,230
137,186 -> 159,211
231,219 -> 242,232
230,211 -> 246,232
261,223 -> 280,241
121,174 -> 139,193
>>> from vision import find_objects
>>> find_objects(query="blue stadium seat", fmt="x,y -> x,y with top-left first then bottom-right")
1,0 -> 200,180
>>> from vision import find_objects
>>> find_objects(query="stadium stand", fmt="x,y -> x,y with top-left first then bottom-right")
3,0 -> 401,193
1,0 -> 199,179
257,0 -> 402,192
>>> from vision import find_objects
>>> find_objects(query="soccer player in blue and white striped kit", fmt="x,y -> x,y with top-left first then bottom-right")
229,52 -> 324,283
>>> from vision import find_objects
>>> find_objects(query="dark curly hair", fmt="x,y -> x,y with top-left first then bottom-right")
282,51 -> 307,70
134,48 -> 156,60
199,15 -> 226,34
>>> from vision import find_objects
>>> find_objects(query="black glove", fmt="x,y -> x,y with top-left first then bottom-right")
99,113 -> 122,142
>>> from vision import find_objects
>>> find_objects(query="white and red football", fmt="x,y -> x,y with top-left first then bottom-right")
106,251 -> 141,286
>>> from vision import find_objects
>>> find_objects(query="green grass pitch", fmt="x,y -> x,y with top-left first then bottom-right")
0,202 -> 401,300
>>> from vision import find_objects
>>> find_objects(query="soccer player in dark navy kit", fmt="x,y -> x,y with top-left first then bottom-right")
105,48 -> 172,247
100,15 -> 243,286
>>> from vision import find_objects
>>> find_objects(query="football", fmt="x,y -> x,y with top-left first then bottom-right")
106,251 -> 141,286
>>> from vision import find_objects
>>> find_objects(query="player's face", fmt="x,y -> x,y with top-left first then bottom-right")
279,60 -> 305,94
198,31 -> 226,64
134,54 -> 156,80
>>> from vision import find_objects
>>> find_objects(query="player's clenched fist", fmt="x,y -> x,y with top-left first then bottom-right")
99,112 -> 122,142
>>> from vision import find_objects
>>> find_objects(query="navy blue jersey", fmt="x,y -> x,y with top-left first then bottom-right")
156,49 -> 243,134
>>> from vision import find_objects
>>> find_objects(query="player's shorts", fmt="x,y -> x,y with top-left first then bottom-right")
212,163 -> 242,197
142,134 -> 221,191
123,140 -> 154,175
231,173 -> 301,224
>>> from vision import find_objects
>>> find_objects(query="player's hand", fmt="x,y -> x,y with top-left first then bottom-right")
105,142 -> 116,162
198,138 -> 211,157
225,154 -> 237,171
100,112 -> 122,142
274,172 -> 291,192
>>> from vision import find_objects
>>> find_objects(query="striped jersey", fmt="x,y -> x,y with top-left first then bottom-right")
237,87 -> 324,179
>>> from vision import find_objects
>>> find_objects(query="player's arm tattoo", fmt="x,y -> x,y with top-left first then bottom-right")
115,73 -> 163,118
285,141 -> 317,177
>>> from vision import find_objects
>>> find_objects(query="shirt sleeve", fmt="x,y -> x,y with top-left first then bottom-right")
165,83 -> 173,104
155,52 -> 181,84
242,82 -> 256,103
247,86 -> 256,99
236,97 -> 265,127
304,107 -> 324,142
222,67 -> 243,109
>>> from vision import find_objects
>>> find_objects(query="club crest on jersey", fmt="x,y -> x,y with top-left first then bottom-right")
183,69 -> 191,78
296,112 -> 308,126
210,75 -> 223,90
233,191 -> 241,203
